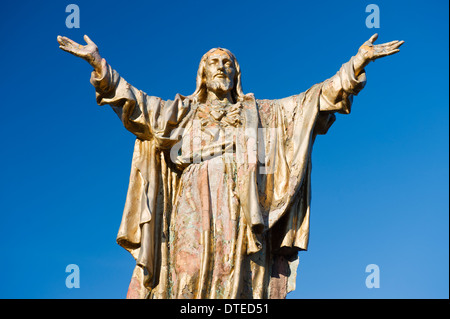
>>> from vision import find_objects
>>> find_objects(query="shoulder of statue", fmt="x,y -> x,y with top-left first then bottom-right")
243,92 -> 255,100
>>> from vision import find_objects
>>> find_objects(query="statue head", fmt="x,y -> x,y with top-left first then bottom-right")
191,48 -> 244,103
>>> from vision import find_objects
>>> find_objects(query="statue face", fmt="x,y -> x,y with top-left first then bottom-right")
204,49 -> 236,95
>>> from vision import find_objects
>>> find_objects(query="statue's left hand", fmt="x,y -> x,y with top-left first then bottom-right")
358,33 -> 404,62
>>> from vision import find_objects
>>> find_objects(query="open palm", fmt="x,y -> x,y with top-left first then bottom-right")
57,35 -> 102,70
358,33 -> 404,62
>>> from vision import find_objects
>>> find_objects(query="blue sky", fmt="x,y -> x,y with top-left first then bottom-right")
0,0 -> 448,299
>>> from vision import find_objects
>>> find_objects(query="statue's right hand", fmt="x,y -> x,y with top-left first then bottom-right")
57,35 -> 102,71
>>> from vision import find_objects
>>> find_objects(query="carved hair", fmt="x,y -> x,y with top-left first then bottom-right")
190,48 -> 244,103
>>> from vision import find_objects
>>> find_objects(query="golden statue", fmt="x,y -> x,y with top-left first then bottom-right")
57,34 -> 403,298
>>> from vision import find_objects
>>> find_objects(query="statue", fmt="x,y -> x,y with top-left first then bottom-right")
57,33 -> 403,299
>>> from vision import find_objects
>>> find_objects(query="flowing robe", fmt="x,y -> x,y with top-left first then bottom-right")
90,56 -> 366,299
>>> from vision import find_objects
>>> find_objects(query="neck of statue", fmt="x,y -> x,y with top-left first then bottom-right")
206,90 -> 233,105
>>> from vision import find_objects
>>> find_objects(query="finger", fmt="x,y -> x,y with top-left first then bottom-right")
57,35 -> 69,46
378,40 -> 399,47
386,49 -> 400,55
389,42 -> 404,51
84,34 -> 94,45
59,45 -> 76,54
59,36 -> 79,48
59,45 -> 86,58
380,40 -> 404,49
381,41 -> 404,53
375,49 -> 400,59
368,33 -> 378,43
393,40 -> 405,48
60,36 -> 73,44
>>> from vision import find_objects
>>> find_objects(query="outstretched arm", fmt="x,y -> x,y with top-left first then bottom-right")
57,35 -> 189,142
57,34 -> 131,100
57,34 -> 155,139
319,34 -> 404,115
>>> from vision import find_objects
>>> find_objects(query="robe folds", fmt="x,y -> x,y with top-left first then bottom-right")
90,56 -> 366,298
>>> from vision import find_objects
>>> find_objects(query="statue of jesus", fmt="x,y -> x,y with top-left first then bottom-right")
57,33 -> 403,299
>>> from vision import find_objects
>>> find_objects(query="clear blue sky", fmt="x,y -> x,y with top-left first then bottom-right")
0,0 -> 448,299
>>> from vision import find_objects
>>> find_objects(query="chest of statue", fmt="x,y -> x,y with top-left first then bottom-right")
176,102 -> 243,165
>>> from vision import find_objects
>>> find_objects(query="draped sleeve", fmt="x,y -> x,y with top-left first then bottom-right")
90,60 -> 191,147
258,55 -> 368,253
319,55 -> 367,114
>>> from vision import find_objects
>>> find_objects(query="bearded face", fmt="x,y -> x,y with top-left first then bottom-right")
204,49 -> 236,95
